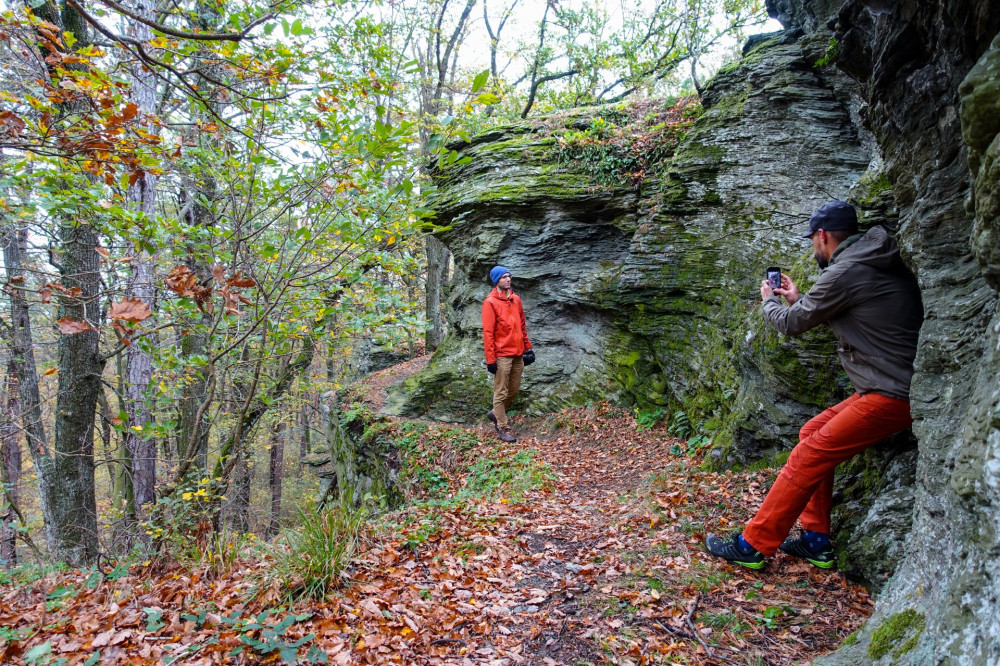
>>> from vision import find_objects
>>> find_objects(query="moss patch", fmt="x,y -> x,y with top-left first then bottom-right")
867,609 -> 925,661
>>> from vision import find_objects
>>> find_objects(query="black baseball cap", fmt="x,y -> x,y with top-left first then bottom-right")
802,200 -> 859,238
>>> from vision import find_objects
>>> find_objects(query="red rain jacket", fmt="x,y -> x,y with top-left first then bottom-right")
482,287 -> 532,364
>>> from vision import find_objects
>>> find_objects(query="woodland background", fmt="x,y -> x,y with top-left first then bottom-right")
0,0 -> 765,569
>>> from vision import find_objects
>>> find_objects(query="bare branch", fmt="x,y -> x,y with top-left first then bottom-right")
93,0 -> 274,42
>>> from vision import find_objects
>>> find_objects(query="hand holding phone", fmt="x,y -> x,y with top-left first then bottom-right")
766,266 -> 782,291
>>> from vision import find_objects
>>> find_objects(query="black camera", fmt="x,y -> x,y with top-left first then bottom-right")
766,267 -> 781,290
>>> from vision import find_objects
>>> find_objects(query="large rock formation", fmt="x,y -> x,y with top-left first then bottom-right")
388,0 -> 1000,661
386,32 -> 879,460
814,1 -> 1000,664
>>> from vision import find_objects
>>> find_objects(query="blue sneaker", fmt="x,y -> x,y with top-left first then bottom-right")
779,532 -> 836,569
705,533 -> 765,570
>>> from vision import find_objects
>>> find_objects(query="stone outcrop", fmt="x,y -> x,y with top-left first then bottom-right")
813,1 -> 1000,664
386,32 -> 877,461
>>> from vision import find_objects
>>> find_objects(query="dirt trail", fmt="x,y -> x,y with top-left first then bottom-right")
334,404 -> 873,666
0,371 -> 873,665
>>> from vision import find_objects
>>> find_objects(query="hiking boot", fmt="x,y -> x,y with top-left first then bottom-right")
779,532 -> 836,569
486,410 -> 498,428
705,532 -> 765,570
497,427 -> 517,443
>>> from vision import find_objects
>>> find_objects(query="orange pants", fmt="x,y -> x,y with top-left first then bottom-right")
742,392 -> 912,555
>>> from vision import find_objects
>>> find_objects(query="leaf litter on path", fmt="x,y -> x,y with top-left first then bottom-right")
0,400 -> 871,665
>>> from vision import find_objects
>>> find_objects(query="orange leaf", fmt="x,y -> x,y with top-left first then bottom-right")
43,367 -> 57,376
95,246 -> 110,259
57,318 -> 95,334
0,111 -> 27,139
226,270 -> 255,288
109,298 -> 152,322
212,264 -> 225,284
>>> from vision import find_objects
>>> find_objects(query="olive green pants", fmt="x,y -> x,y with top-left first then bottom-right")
492,355 -> 524,429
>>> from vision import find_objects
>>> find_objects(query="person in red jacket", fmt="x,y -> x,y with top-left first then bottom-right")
482,266 -> 535,442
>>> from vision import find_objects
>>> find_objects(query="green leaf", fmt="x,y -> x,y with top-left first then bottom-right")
25,642 -> 53,662
472,69 -> 490,93
144,607 -> 165,632
84,652 -> 101,666
475,92 -> 500,105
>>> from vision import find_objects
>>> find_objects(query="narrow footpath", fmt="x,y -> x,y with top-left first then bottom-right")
0,365 -> 873,666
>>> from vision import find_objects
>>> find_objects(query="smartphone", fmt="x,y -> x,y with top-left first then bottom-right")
766,267 -> 781,290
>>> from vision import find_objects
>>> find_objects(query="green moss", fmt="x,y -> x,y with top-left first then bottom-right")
841,630 -> 859,647
854,169 -> 893,209
731,449 -> 789,472
814,37 -> 841,68
867,609 -> 925,661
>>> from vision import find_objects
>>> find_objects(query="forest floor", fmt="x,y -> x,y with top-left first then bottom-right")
0,359 -> 872,665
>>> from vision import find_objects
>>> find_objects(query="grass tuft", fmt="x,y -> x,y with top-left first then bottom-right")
254,497 -> 368,604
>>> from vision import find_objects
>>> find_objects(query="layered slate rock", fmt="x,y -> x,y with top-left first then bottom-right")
386,35 -> 875,453
815,1 -> 1000,664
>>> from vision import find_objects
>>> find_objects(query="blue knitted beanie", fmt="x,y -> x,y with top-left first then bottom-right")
489,266 -> 511,285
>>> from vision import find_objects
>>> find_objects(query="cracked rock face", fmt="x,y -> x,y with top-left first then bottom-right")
803,1 -> 1000,664
386,35 -> 874,459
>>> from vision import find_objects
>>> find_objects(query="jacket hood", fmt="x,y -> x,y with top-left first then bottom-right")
831,226 -> 900,270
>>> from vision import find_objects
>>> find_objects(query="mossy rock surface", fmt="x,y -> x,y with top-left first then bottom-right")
391,28 -> 873,460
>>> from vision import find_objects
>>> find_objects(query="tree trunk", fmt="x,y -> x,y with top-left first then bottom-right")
267,418 -> 285,537
300,399 -> 311,461
424,235 -> 448,351
122,0 -> 160,515
29,0 -> 101,566
176,0 -> 223,478
1,363 -> 22,568
51,216 -> 103,565
2,227 -> 57,557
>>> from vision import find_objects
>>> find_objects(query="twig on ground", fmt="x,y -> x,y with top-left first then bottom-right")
652,621 -> 696,640
682,594 -> 742,665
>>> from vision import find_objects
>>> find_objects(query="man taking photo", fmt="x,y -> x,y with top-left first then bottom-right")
706,200 -> 923,570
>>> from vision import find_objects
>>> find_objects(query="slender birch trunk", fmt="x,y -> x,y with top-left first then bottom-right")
122,0 -> 161,514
